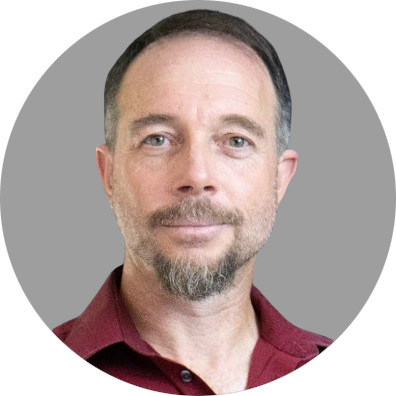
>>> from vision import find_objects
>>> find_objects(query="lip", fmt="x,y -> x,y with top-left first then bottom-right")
160,223 -> 228,239
163,222 -> 223,227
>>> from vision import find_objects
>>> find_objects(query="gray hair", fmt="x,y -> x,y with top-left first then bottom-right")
105,9 -> 291,155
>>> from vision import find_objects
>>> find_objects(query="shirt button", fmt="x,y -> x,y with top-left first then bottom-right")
180,369 -> 192,383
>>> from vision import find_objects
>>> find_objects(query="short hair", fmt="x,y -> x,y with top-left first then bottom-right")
105,9 -> 291,155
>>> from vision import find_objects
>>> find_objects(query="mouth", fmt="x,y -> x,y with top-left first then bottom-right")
162,221 -> 224,227
159,222 -> 229,240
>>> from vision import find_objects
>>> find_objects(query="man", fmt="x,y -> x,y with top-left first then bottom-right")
54,9 -> 332,395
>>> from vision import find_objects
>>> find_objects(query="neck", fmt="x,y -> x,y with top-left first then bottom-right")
120,249 -> 259,393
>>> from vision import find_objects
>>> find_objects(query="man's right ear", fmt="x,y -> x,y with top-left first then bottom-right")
96,144 -> 114,202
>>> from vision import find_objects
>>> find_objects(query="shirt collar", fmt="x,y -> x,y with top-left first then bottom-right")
65,265 -> 157,359
251,286 -> 331,358
65,265 -> 330,360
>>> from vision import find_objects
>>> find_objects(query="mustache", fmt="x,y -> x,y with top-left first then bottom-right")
148,197 -> 244,227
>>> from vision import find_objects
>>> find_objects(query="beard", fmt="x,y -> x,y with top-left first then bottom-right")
111,189 -> 278,301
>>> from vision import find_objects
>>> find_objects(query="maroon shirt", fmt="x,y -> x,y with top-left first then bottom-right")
53,266 -> 332,394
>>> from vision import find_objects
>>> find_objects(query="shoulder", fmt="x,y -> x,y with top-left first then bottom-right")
291,326 -> 333,354
271,319 -> 333,360
51,267 -> 126,359
289,328 -> 332,369
53,318 -> 77,342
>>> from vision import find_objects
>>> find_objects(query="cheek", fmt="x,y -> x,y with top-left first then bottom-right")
117,159 -> 170,212
228,161 -> 277,207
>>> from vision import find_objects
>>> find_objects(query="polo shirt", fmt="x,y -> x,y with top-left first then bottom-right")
53,265 -> 332,394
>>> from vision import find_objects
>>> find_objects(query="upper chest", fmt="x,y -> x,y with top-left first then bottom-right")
192,358 -> 252,394
201,369 -> 249,395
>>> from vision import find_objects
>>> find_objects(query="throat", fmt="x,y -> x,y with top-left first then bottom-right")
193,360 -> 253,395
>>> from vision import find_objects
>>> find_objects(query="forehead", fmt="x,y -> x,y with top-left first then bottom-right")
132,32 -> 271,77
120,33 -> 274,94
116,34 -> 277,135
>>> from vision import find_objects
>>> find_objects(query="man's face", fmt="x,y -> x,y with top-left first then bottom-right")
98,35 -> 296,299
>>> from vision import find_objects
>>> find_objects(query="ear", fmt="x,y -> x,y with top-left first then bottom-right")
96,144 -> 114,202
276,149 -> 298,204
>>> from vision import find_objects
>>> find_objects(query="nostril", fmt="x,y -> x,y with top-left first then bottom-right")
177,185 -> 214,193
178,185 -> 193,193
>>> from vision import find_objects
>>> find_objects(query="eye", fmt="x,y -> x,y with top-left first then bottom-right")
143,135 -> 168,146
228,136 -> 251,148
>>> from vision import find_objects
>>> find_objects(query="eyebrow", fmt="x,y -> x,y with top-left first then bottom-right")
220,114 -> 266,138
128,113 -> 266,138
129,114 -> 177,134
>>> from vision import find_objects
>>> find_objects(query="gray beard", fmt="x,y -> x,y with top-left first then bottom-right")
113,193 -> 277,301
137,222 -> 274,301
151,244 -> 255,301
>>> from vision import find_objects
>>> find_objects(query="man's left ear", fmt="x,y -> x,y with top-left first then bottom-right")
276,149 -> 298,204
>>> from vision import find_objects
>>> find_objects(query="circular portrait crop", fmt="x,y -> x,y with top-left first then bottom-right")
1,1 -> 395,395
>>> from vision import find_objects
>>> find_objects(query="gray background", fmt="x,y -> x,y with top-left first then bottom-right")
1,1 -> 394,340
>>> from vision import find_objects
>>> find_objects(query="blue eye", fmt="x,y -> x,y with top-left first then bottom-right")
142,134 -> 249,148
229,136 -> 250,147
144,135 -> 167,146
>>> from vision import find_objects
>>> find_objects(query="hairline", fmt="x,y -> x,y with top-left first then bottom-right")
105,30 -> 288,157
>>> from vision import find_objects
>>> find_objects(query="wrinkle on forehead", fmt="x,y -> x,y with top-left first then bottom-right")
116,34 -> 277,141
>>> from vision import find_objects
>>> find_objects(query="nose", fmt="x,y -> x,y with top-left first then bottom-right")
172,142 -> 217,197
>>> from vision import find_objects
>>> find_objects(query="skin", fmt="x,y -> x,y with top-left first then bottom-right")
96,35 -> 297,394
